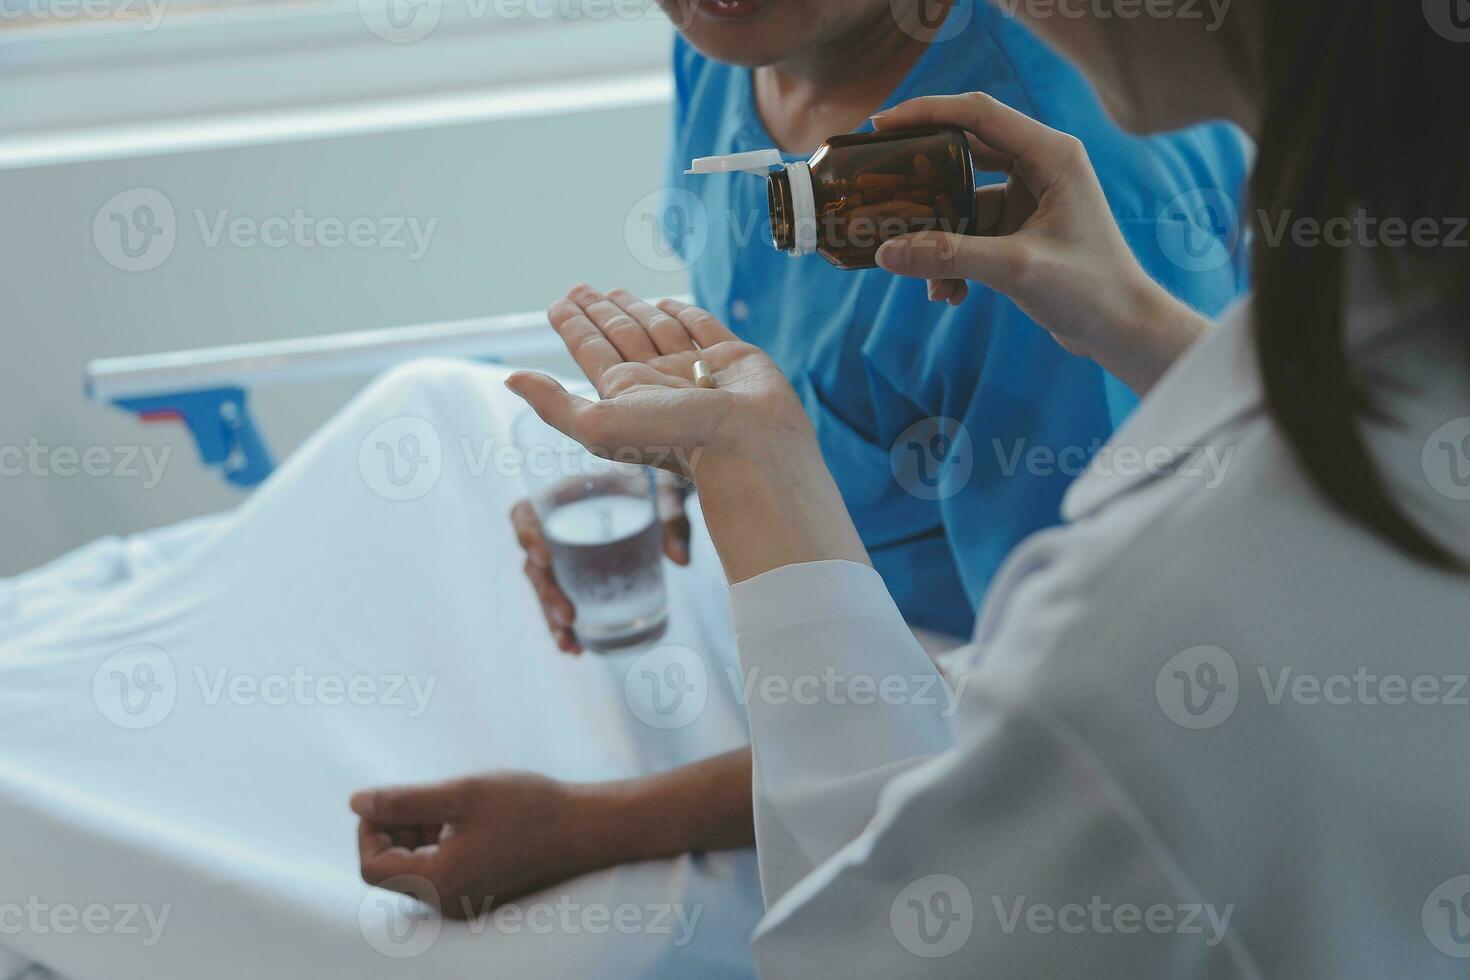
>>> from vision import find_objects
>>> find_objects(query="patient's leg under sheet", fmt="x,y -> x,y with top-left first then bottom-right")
0,360 -> 762,980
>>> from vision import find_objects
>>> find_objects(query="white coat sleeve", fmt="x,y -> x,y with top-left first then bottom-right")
730,559 -> 1254,980
729,560 -> 957,904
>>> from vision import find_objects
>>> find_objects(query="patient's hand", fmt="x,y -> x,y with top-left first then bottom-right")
352,773 -> 607,919
506,287 -> 811,482
512,472 -> 692,655
352,755 -> 757,917
509,287 -> 869,586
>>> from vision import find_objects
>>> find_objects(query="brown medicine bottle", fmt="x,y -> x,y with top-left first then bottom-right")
687,127 -> 977,271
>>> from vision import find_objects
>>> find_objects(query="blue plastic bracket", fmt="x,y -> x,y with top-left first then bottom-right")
114,387 -> 275,488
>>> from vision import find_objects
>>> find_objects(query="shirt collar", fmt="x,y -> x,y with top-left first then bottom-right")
1062,296 -> 1263,522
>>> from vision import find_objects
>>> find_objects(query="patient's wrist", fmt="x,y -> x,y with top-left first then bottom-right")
692,444 -> 870,586
558,750 -> 758,870
561,779 -> 700,867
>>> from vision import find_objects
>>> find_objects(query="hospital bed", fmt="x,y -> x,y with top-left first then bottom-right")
1,308 -> 763,980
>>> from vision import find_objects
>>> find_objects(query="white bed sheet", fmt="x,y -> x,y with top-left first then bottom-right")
0,359 -> 762,980
0,516 -> 224,641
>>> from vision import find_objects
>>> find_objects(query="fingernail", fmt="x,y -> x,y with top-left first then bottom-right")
552,607 -> 570,627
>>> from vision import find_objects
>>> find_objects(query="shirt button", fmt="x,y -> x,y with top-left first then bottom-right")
731,299 -> 751,321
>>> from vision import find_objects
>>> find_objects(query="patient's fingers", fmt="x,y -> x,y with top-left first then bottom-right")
608,288 -> 696,356
358,821 -> 434,888
655,299 -> 739,348
568,285 -> 660,363
503,373 -> 599,446
599,361 -> 688,398
511,500 -> 551,568
526,559 -> 577,643
351,782 -> 466,826
548,298 -> 624,383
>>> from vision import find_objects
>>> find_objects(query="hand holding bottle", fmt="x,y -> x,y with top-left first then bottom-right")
872,93 -> 1212,394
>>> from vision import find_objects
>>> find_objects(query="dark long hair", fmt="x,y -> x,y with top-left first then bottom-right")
1250,3 -> 1469,569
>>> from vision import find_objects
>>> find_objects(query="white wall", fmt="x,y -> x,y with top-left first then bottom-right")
0,76 -> 683,575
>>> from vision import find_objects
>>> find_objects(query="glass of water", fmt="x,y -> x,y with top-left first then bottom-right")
513,407 -> 669,654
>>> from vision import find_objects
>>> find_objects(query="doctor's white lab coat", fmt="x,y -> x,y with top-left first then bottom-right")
729,273 -> 1470,978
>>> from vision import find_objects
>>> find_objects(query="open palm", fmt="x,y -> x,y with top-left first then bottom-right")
507,287 -> 810,478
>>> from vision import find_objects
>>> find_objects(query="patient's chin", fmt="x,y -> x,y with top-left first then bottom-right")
675,27 -> 795,68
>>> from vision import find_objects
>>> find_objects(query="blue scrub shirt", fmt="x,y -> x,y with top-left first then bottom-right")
663,0 -> 1249,637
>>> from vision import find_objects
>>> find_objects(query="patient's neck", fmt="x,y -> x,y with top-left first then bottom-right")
754,3 -> 942,154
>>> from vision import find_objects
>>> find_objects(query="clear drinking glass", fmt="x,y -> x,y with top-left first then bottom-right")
513,408 -> 669,654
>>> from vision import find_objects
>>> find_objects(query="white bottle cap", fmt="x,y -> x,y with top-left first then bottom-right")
686,148 -> 818,257
785,161 -> 818,257
685,149 -> 784,176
